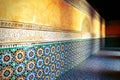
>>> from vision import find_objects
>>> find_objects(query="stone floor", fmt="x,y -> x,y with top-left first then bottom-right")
57,50 -> 120,80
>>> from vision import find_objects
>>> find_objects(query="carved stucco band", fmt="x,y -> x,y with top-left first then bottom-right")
0,20 -> 60,31
0,21 -> 82,48
0,20 -> 81,32
0,28 -> 81,42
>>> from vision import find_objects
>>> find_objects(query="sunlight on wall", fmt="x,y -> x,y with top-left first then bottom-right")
0,0 -> 105,80
81,16 -> 92,39
0,0 -> 104,38
92,16 -> 101,38
0,0 -> 82,31
101,19 -> 105,38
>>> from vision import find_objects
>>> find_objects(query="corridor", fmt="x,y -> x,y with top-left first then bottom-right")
58,50 -> 120,80
0,0 -> 120,80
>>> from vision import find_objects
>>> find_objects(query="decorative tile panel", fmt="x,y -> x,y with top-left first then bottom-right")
0,39 -> 100,80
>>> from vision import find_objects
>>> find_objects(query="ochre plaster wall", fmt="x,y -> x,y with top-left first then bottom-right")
0,1 -> 104,80
0,0 -> 104,39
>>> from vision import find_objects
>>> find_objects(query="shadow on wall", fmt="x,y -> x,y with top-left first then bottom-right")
88,5 -> 99,54
59,0 -> 100,55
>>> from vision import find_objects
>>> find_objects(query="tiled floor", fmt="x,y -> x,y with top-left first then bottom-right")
58,50 -> 120,80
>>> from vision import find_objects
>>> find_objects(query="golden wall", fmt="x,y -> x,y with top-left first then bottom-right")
0,0 -> 86,30
0,0 -> 105,80
0,0 -> 105,44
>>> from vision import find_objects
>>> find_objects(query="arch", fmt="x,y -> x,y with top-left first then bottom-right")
81,17 -> 92,39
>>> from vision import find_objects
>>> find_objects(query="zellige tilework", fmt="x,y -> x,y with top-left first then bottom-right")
0,39 -> 100,80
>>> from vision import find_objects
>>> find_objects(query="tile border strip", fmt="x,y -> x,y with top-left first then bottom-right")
0,20 -> 81,33
0,38 -> 100,49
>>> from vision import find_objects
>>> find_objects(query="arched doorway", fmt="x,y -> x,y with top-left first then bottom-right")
81,17 -> 92,39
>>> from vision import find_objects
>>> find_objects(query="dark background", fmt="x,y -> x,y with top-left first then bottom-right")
87,0 -> 120,49
87,0 -> 120,21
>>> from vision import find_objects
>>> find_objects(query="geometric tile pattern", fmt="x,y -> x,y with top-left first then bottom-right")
58,56 -> 120,80
0,39 -> 100,80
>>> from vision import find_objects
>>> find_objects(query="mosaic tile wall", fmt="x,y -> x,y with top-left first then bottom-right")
0,0 -> 103,80
0,39 -> 100,80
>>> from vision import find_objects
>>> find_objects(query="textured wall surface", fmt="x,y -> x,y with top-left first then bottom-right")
0,0 -> 104,80
0,0 -> 102,38
0,39 -> 100,80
